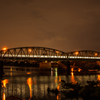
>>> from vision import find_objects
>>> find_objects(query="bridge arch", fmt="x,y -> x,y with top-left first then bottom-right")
0,47 -> 68,60
0,47 -> 100,60
67,50 -> 100,57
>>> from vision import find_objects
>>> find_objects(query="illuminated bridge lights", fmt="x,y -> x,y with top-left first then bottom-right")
0,47 -> 100,60
95,53 -> 98,56
2,47 -> 7,51
74,51 -> 79,55
68,56 -> 100,59
1,54 -> 100,59
28,49 -> 32,53
1,54 -> 68,58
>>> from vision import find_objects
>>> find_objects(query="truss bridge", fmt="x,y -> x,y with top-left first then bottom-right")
0,47 -> 100,61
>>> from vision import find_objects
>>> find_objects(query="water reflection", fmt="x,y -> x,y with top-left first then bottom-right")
54,68 -> 61,100
2,79 -> 9,100
98,75 -> 100,81
57,94 -> 61,100
56,77 -> 61,100
1,66 -> 100,100
27,77 -> 37,100
2,79 -> 9,88
71,68 -> 77,84
27,78 -> 33,99
2,93 -> 6,100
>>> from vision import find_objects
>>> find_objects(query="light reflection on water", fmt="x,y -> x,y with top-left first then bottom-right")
27,78 -> 33,99
1,79 -> 9,100
0,66 -> 100,100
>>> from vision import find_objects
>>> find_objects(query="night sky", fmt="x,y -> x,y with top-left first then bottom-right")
0,0 -> 100,52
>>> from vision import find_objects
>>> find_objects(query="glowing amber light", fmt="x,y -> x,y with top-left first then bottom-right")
95,53 -> 98,56
71,72 -> 74,76
28,49 -> 32,52
2,79 -> 9,100
71,72 -> 74,83
78,68 -> 82,72
56,51 -> 59,54
57,76 -> 61,100
27,72 -> 32,74
75,51 -> 79,55
2,93 -> 6,100
71,68 -> 74,72
2,79 -> 9,88
57,93 -> 61,100
98,75 -> 100,81
2,47 -> 7,51
71,72 -> 77,84
27,78 -> 33,99
57,83 -> 60,90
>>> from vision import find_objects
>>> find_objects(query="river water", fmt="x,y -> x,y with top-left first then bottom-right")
1,66 -> 100,100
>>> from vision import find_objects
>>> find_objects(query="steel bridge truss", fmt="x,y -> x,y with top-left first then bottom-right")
0,47 -> 100,60
67,50 -> 100,60
0,47 -> 67,60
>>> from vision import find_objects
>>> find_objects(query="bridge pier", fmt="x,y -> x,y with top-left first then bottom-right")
0,60 -> 3,77
39,61 -> 51,70
67,61 -> 71,75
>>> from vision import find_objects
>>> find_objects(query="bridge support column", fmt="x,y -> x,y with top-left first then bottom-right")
0,60 -> 3,77
39,61 -> 51,70
67,61 -> 71,75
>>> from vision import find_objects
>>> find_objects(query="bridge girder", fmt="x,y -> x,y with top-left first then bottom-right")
67,50 -> 100,57
0,47 -> 100,61
0,47 -> 67,60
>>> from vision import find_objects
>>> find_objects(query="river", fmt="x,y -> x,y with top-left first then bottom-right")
1,66 -> 100,100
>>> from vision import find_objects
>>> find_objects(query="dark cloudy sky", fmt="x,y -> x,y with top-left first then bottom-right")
0,0 -> 100,52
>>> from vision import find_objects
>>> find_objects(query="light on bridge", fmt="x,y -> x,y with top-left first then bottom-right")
2,47 -> 7,51
74,52 -> 79,55
95,53 -> 98,56
28,49 -> 32,53
56,51 -> 59,54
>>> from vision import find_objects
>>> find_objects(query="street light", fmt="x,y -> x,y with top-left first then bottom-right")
95,53 -> 98,56
2,47 -> 7,51
28,49 -> 32,53
74,51 -> 79,55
